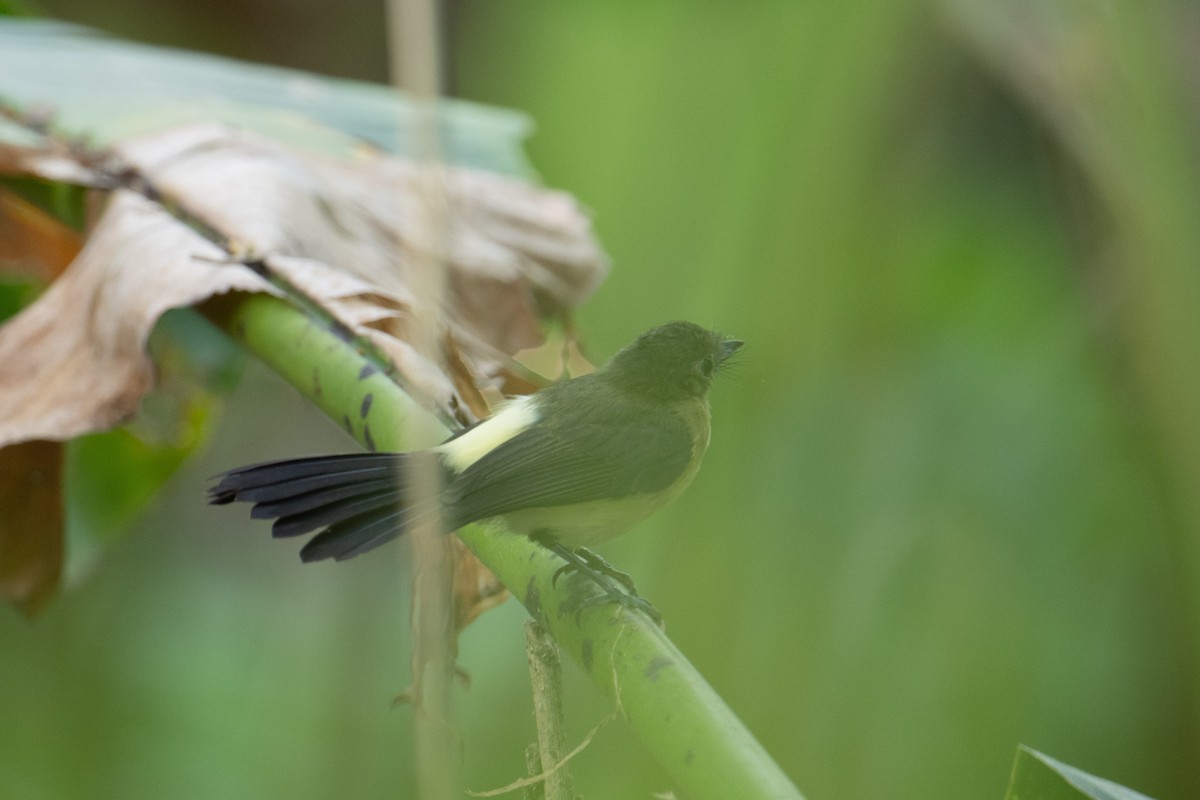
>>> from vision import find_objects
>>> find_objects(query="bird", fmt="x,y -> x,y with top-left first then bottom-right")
208,321 -> 741,615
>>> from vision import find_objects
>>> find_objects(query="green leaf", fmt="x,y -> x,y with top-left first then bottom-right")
0,18 -> 533,175
1006,746 -> 1156,800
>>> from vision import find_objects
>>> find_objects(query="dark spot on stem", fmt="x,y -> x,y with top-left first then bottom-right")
312,367 -> 323,400
644,657 -> 673,682
341,414 -> 353,434
358,363 -> 378,380
525,576 -> 542,620
360,393 -> 373,419
363,423 -> 376,452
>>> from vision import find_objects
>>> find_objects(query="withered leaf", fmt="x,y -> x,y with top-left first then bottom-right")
0,189 -> 268,447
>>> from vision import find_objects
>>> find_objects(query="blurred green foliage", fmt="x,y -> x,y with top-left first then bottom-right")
2,1 -> 1197,799
63,311 -> 244,581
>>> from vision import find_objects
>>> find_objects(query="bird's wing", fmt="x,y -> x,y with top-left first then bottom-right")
445,407 -> 694,528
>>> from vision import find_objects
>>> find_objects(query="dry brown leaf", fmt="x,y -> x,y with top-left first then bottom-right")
450,535 -> 510,632
114,123 -> 605,358
103,123 -> 607,419
0,189 -> 270,446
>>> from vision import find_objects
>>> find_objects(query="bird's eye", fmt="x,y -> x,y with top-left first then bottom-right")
699,355 -> 715,378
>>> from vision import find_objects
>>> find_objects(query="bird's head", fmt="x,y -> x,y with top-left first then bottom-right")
602,321 -> 742,402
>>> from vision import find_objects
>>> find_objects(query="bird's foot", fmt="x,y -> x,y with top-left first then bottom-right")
552,546 -> 639,595
542,541 -> 662,626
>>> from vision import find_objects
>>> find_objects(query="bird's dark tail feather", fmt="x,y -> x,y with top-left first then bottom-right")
208,453 -> 444,562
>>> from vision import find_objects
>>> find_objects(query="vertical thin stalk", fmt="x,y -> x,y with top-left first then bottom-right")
386,1 -> 457,797
523,744 -> 545,800
525,620 -> 577,800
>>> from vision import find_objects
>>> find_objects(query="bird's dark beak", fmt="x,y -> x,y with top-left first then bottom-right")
720,339 -> 744,362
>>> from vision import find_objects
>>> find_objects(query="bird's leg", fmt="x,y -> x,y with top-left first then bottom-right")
531,534 -> 662,625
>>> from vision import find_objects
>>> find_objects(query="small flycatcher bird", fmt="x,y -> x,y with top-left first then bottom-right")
209,321 -> 740,612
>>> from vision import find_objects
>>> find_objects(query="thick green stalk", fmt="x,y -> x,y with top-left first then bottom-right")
202,292 -> 804,800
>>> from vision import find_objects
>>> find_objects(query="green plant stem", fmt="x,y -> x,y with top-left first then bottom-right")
200,292 -> 805,800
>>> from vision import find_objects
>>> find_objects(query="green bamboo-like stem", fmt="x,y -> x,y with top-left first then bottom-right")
201,292 -> 805,800
202,292 -> 434,448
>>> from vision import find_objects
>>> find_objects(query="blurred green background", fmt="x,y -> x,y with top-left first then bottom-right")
4,1 -> 1200,798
